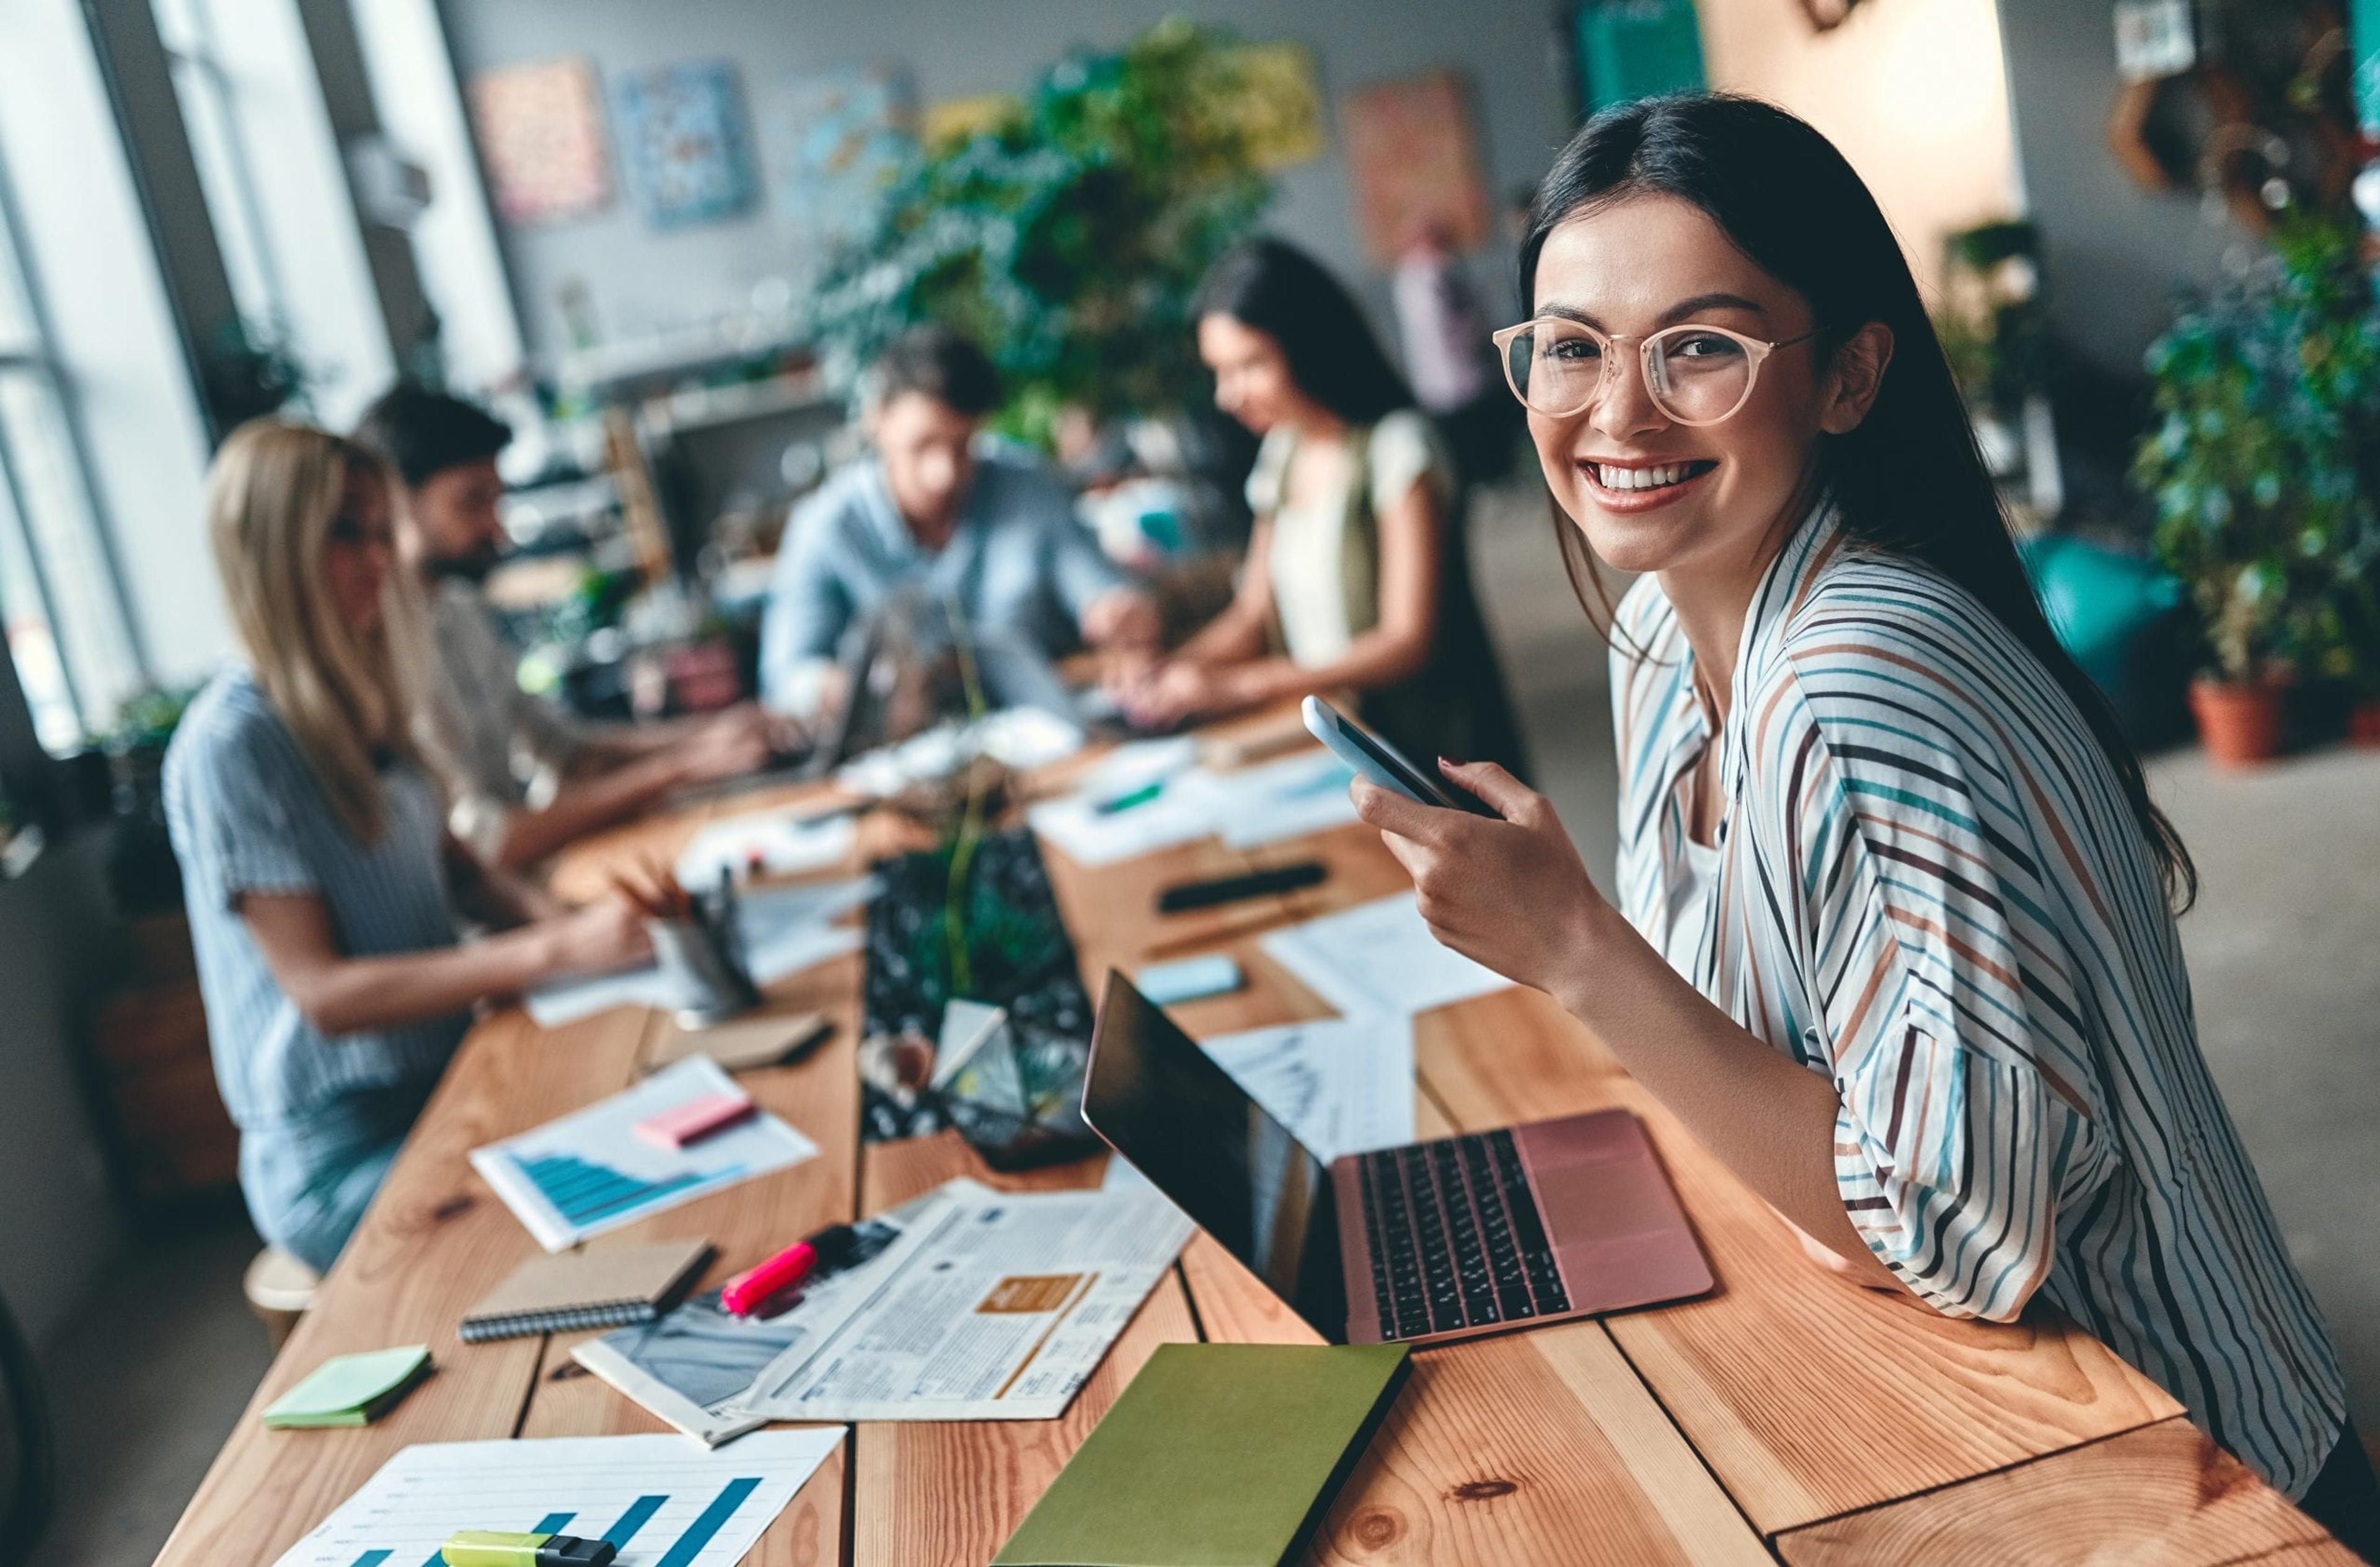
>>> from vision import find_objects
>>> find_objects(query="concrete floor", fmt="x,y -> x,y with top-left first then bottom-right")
37,472 -> 2380,1560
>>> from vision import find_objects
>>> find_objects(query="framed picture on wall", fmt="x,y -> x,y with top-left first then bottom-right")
467,55 -> 612,226
1342,71 -> 1491,263
614,60 -> 761,230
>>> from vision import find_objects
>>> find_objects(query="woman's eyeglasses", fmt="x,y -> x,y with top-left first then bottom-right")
1489,318 -> 1817,427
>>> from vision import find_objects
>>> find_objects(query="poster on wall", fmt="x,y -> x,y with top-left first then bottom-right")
770,64 -> 918,254
614,60 -> 762,230
1342,71 -> 1491,263
467,55 -> 611,226
1220,42 -> 1326,169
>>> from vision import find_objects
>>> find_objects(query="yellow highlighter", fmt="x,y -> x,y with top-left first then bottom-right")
439,1530 -> 617,1566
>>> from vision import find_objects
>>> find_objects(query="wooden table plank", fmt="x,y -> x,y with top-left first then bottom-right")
153,1002 -> 654,1565
1773,1418 -> 2355,1565
850,1133 -> 1201,1567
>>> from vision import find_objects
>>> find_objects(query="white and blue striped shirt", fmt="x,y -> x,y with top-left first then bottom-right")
164,670 -> 466,1244
1612,505 -> 2345,1496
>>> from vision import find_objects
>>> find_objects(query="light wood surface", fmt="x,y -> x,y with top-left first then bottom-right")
1773,1418 -> 2360,1566
154,714 -> 2337,1565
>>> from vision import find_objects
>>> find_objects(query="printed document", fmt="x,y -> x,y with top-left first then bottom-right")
1200,1013 -> 1416,1160
1259,892 -> 1511,1018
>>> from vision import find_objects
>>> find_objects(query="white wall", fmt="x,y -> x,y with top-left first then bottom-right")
434,0 -> 1576,369
1698,0 -> 2023,304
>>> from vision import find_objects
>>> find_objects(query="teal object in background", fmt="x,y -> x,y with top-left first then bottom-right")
2355,0 -> 2380,134
1574,0 -> 1706,117
2019,533 -> 2185,735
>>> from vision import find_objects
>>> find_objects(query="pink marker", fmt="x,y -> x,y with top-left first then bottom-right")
634,1089 -> 756,1149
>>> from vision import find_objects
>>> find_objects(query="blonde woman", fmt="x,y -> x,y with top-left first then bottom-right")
164,421 -> 649,1273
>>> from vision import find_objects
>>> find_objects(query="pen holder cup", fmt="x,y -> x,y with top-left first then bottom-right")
647,915 -> 761,1029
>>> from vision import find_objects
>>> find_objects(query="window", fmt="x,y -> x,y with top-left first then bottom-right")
0,167 -> 145,753
152,0 -> 290,361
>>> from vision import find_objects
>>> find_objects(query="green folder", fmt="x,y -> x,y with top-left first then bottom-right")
262,1344 -> 432,1428
994,1342 -> 1411,1567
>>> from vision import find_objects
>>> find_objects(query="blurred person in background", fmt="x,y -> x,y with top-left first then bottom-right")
1122,237 -> 1526,777
355,386 -> 785,872
1392,220 -> 1520,486
758,324 -> 1160,724
165,422 -> 651,1275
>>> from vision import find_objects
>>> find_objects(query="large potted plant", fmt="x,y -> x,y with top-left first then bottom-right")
801,19 -> 1275,445
2133,214 -> 2380,764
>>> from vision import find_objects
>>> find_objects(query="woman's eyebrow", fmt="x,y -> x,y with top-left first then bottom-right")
1535,292 -> 1770,330
1659,292 -> 1767,325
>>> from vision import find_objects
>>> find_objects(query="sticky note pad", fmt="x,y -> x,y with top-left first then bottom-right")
634,1089 -> 757,1149
262,1344 -> 432,1428
1137,954 -> 1243,1006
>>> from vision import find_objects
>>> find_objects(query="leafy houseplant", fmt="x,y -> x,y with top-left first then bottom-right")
2132,214 -> 2380,763
803,19 -> 1274,446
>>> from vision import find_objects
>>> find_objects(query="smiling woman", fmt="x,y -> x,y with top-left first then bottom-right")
1351,94 -> 2376,1544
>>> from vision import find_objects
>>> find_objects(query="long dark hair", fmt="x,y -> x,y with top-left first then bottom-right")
1523,94 -> 2195,909
1196,237 -> 1414,428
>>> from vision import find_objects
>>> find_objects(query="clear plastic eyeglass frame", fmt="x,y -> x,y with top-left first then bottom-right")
1489,318 -> 1818,427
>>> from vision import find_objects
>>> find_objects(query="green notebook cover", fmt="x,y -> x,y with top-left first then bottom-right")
994,1342 -> 1411,1567
262,1345 -> 432,1428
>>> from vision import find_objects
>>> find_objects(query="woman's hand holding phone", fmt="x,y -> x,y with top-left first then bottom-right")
1351,758 -> 1616,1011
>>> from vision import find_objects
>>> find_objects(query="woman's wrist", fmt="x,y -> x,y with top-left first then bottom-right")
1548,894 -> 1634,1022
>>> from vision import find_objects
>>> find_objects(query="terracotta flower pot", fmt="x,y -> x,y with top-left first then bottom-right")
2348,701 -> 2380,748
2188,678 -> 2287,767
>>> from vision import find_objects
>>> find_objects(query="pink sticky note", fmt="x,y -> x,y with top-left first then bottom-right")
635,1089 -> 757,1149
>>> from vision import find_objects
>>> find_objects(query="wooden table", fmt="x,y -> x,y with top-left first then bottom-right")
155,716 -> 2352,1565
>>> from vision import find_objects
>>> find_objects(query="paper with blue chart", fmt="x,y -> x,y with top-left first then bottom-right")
268,1429 -> 842,1567
470,1058 -> 817,1251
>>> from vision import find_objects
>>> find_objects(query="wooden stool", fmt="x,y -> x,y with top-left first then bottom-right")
241,1248 -> 319,1352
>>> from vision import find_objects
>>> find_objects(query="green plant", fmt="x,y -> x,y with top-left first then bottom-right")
804,19 -> 1275,445
2132,213 -> 2380,683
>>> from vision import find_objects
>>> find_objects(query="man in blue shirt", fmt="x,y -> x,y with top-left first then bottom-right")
759,325 -> 1158,719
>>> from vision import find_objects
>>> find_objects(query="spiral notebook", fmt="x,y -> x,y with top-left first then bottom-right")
459,1238 -> 713,1343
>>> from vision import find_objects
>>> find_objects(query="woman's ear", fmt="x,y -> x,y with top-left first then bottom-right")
1818,322 -> 1894,435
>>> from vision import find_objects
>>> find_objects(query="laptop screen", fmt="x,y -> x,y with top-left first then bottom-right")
1083,971 -> 1349,1341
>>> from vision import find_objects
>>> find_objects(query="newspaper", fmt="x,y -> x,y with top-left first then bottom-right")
571,1193 -> 946,1447
578,1177 -> 1192,1434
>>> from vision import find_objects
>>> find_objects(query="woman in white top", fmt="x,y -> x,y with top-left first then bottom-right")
1122,239 -> 1526,777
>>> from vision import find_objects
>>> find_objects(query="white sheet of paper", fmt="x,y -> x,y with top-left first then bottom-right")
1199,1012 -> 1416,1160
1208,749 -> 1360,848
268,1429 -> 844,1567
1259,892 -> 1512,1018
674,810 -> 856,887
1025,771 -> 1225,867
470,1057 -> 818,1250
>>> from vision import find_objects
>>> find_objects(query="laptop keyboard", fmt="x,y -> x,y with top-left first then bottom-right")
1355,1128 -> 1571,1339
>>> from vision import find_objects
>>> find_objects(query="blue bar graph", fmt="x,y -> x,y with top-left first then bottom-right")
351,1553 -> 392,1567
655,1478 -> 762,1567
604,1495 -> 668,1548
508,1150 -> 729,1226
534,1512 -> 576,1532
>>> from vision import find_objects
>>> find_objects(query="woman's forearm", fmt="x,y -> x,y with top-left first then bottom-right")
1557,903 -> 1905,1290
287,924 -> 568,1036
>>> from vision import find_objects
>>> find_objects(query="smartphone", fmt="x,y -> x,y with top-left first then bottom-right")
1300,696 -> 1498,818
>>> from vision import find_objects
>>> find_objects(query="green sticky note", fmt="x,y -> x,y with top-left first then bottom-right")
262,1344 -> 432,1428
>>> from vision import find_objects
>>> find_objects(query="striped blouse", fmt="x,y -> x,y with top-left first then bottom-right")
1610,504 -> 2343,1496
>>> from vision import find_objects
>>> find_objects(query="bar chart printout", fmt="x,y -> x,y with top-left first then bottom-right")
270,1431 -> 844,1567
469,1056 -> 819,1250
